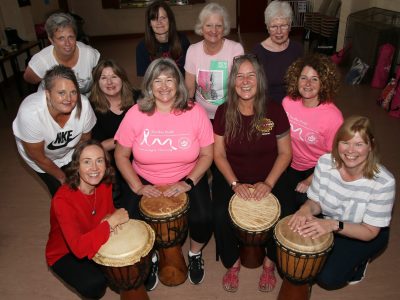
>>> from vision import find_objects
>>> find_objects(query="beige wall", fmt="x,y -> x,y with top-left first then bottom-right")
68,0 -> 237,36
30,0 -> 60,24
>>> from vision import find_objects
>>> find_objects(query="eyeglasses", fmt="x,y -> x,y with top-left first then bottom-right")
268,24 -> 290,32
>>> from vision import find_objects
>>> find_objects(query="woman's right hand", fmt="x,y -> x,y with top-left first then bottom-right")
288,209 -> 314,233
136,184 -> 162,198
233,183 -> 253,200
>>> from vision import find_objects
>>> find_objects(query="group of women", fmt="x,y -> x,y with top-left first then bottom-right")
11,1 -> 395,299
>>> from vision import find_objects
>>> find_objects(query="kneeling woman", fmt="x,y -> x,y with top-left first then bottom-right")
213,54 -> 292,292
46,140 -> 129,299
289,116 -> 395,289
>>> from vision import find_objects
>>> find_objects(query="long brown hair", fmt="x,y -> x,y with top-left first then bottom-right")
331,115 -> 379,179
144,1 -> 183,60
90,59 -> 134,114
224,54 -> 268,142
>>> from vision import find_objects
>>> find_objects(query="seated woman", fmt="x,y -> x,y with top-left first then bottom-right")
114,58 -> 214,289
252,1 -> 303,103
13,65 -> 96,197
185,2 -> 244,120
289,115 -> 395,289
46,139 -> 129,299
213,54 -> 292,292
90,59 -> 139,208
24,12 -> 100,95
136,0 -> 190,79
282,53 -> 343,215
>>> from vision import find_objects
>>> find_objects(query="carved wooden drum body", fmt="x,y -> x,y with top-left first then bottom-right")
93,219 -> 155,300
228,191 -> 281,268
140,188 -> 189,286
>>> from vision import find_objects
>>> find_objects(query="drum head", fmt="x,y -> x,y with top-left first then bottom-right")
93,219 -> 155,267
228,190 -> 281,232
140,186 -> 188,219
274,215 -> 333,254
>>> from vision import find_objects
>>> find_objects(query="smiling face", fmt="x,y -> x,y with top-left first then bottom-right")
49,26 -> 77,58
78,145 -> 106,193
46,78 -> 78,117
338,132 -> 371,175
202,13 -> 224,45
150,7 -> 169,37
235,60 -> 257,102
298,66 -> 321,105
152,72 -> 177,111
99,67 -> 122,98
267,17 -> 290,46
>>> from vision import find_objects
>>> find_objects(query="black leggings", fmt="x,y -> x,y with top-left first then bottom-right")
121,174 -> 213,244
317,227 -> 389,290
51,254 -> 107,299
36,164 -> 70,197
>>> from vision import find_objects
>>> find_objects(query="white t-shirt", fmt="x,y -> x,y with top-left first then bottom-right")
28,41 -> 100,95
184,39 -> 244,119
12,91 -> 96,173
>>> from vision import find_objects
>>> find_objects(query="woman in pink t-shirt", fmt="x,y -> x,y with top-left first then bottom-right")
184,2 -> 244,120
115,58 -> 214,289
282,53 -> 343,214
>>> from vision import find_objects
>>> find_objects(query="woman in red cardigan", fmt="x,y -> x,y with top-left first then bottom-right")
46,139 -> 129,299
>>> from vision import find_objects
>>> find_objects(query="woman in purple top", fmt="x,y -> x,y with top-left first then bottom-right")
252,1 -> 303,103
213,54 -> 292,293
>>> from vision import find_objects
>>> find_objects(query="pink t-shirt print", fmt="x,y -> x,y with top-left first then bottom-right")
139,128 -> 192,152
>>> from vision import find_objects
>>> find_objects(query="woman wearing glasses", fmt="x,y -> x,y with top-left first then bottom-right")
185,2 -> 244,120
252,1 -> 303,103
136,0 -> 190,79
213,54 -> 292,292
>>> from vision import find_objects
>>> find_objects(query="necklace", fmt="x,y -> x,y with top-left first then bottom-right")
80,187 -> 97,216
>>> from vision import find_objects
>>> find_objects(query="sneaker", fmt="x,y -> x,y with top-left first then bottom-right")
188,252 -> 205,284
348,260 -> 369,285
145,253 -> 159,291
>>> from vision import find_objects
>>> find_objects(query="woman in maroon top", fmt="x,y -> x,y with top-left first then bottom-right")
213,54 -> 292,292
46,140 -> 129,299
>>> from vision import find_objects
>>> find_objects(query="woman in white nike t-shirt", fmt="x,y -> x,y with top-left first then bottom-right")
13,65 -> 96,196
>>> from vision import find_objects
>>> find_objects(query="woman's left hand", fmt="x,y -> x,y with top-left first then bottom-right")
163,181 -> 191,197
297,218 -> 334,239
252,182 -> 272,200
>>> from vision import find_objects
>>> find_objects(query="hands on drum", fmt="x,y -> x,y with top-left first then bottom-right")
163,181 -> 191,197
104,208 -> 129,234
289,214 -> 332,239
233,182 -> 271,200
137,184 -> 163,197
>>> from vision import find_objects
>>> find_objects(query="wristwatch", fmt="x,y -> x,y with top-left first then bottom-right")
230,180 -> 239,189
336,220 -> 344,232
185,178 -> 195,190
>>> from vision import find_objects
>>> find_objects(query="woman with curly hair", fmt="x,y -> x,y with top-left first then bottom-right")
282,53 -> 343,215
46,140 -> 129,299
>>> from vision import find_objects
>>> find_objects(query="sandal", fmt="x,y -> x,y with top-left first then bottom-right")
223,265 -> 240,292
259,263 -> 276,292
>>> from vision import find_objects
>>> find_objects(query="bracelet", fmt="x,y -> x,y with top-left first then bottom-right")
230,180 -> 239,189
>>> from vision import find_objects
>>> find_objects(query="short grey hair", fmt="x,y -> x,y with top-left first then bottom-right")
194,2 -> 230,36
139,58 -> 190,114
264,1 -> 293,26
45,12 -> 77,39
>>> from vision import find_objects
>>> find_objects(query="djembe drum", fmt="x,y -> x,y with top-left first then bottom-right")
93,219 -> 155,300
140,186 -> 189,286
228,190 -> 281,268
274,215 -> 334,300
